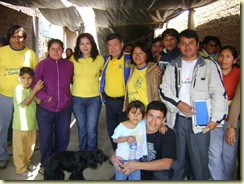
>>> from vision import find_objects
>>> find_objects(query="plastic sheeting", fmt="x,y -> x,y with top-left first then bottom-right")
0,0 -> 219,53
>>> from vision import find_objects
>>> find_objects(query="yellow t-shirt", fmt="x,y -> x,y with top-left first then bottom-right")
0,46 -> 38,97
127,66 -> 148,106
70,55 -> 104,97
104,56 -> 125,97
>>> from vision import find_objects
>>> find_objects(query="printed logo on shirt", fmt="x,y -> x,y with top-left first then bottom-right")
136,76 -> 144,88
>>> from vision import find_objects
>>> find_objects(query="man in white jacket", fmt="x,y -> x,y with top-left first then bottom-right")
159,29 -> 227,180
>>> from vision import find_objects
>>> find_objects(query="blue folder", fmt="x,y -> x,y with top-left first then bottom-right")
194,100 -> 209,126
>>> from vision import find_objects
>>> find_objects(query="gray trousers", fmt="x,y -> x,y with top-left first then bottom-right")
209,121 -> 240,180
0,94 -> 13,161
172,115 -> 210,180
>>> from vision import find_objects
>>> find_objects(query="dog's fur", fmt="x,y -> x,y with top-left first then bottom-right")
44,148 -> 109,180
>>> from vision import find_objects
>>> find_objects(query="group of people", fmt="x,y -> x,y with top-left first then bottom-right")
0,24 -> 240,181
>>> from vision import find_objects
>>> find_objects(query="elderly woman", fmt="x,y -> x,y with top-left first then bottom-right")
32,39 -> 74,174
0,25 -> 38,169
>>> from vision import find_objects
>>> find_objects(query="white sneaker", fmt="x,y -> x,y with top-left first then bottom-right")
19,170 -> 33,177
27,164 -> 36,171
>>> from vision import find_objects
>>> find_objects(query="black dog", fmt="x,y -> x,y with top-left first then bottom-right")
44,148 -> 109,180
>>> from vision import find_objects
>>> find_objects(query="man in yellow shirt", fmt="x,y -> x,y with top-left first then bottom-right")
0,25 -> 38,169
100,33 -> 131,151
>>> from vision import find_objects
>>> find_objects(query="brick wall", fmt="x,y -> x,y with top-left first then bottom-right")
195,0 -> 240,55
167,0 -> 240,55
0,4 -> 35,50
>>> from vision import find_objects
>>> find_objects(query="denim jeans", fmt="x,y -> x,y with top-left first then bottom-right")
0,94 -> 13,161
209,121 -> 240,180
115,168 -> 141,180
37,105 -> 72,167
105,98 -> 127,151
72,96 -> 102,151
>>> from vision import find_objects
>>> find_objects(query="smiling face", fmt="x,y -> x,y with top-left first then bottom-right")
127,107 -> 144,125
151,41 -> 163,57
9,30 -> 25,49
107,38 -> 124,58
48,42 -> 64,61
132,46 -> 147,68
79,37 -> 92,57
203,40 -> 217,55
145,109 -> 166,134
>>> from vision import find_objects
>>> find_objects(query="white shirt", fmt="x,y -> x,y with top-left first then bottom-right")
179,59 -> 197,116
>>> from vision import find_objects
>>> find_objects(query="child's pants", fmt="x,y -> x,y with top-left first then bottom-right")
13,129 -> 36,173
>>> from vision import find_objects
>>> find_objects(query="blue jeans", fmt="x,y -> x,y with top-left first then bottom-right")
115,168 -> 141,180
0,94 -> 13,161
37,105 -> 72,167
105,98 -> 127,151
209,121 -> 240,180
72,96 -> 102,151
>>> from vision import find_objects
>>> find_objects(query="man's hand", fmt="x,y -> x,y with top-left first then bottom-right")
159,124 -> 168,134
177,101 -> 195,116
122,160 -> 138,175
111,154 -> 124,172
205,120 -> 218,131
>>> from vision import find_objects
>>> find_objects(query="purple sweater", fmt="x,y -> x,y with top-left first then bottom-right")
33,57 -> 74,112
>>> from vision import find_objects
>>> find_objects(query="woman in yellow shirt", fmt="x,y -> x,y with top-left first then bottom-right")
69,33 -> 104,151
124,42 -> 162,109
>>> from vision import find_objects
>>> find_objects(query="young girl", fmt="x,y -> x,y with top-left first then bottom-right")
13,67 -> 43,177
112,100 -> 147,180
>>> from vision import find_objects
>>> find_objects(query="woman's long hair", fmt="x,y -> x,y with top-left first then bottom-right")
73,33 -> 99,62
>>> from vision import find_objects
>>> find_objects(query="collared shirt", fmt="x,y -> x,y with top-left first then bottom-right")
105,52 -> 125,97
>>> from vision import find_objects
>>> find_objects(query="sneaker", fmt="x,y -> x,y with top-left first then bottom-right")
38,167 -> 44,175
27,164 -> 36,171
18,170 -> 33,177
0,160 -> 8,169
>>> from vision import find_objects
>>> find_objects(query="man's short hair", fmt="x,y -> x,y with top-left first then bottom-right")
202,35 -> 217,45
146,101 -> 167,117
106,33 -> 124,43
179,29 -> 199,43
152,37 -> 163,44
7,25 -> 27,41
19,67 -> 34,77
162,28 -> 179,41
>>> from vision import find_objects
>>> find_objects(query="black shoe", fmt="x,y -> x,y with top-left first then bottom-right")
0,160 -> 8,169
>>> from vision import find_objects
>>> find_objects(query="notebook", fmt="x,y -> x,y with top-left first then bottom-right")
192,100 -> 209,127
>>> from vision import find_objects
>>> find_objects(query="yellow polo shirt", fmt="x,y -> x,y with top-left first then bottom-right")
70,55 -> 104,97
104,56 -> 125,97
